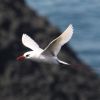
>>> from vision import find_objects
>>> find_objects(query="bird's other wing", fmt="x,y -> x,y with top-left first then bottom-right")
42,24 -> 73,56
22,34 -> 43,52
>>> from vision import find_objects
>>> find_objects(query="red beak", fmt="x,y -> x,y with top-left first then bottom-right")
16,55 -> 25,61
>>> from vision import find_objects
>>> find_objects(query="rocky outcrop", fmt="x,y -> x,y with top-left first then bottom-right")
0,0 -> 100,100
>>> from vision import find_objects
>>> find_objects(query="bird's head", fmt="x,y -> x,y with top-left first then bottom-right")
17,51 -> 34,61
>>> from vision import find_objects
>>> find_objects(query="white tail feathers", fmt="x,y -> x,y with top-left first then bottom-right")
57,59 -> 70,65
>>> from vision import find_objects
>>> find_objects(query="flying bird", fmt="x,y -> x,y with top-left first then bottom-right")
17,24 -> 73,65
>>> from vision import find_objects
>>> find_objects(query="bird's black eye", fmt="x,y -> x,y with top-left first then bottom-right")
26,54 -> 30,57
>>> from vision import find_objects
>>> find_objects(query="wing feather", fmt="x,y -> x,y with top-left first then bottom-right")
22,34 -> 43,52
42,24 -> 73,56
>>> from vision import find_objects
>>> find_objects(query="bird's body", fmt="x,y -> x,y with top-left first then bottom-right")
17,24 -> 73,65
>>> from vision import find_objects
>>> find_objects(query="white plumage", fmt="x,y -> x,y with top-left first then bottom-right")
17,24 -> 74,65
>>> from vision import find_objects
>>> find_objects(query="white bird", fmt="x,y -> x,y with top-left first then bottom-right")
17,24 -> 73,65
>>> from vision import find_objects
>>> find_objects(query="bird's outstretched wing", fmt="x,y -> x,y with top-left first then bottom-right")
22,34 -> 43,52
42,24 -> 73,56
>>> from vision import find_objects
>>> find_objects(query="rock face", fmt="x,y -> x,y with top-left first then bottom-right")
0,0 -> 100,100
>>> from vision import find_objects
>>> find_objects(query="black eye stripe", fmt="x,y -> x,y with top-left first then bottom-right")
26,54 -> 30,57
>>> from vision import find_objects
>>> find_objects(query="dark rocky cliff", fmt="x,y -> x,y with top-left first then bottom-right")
0,0 -> 100,100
